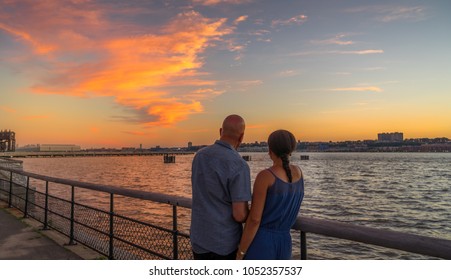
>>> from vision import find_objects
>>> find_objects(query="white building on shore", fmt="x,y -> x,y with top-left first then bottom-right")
17,144 -> 81,152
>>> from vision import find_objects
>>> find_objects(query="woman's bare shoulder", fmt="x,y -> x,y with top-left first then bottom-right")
256,169 -> 274,180
290,165 -> 303,180
255,169 -> 276,186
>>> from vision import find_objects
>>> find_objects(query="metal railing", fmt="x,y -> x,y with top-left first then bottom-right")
0,164 -> 192,260
1,163 -> 450,260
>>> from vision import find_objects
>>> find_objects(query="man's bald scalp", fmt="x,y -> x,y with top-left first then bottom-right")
221,114 -> 245,139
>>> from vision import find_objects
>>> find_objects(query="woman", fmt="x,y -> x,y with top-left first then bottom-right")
237,129 -> 304,260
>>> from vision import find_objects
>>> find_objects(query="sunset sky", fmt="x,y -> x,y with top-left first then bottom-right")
1,0 -> 450,148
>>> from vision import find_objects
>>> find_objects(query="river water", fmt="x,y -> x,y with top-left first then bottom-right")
20,152 -> 451,259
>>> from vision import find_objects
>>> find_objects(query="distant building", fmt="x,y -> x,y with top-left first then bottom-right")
16,144 -> 81,152
16,144 -> 39,152
188,142 -> 192,149
378,132 -> 403,142
121,147 -> 136,152
0,130 -> 16,152
38,144 -> 81,152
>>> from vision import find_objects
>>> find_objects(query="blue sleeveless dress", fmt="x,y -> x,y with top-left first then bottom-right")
245,169 -> 304,260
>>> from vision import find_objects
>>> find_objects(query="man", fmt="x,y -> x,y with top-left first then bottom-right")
190,114 -> 252,260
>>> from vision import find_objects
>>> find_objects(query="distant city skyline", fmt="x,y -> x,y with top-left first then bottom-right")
10,132 -> 450,150
1,1 -> 450,148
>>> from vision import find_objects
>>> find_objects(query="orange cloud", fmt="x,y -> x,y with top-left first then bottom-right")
0,23 -> 56,54
1,2 -> 233,127
234,15 -> 249,25
147,100 -> 203,126
0,106 -> 17,114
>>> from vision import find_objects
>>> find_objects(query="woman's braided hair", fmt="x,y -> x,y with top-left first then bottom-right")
268,130 -> 297,182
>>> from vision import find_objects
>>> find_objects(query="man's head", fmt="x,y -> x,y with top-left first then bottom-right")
220,114 -> 245,149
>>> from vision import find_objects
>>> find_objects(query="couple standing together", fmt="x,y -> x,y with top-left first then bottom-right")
190,115 -> 305,260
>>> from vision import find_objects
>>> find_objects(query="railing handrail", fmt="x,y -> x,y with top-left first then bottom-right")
0,157 -> 23,164
294,216 -> 451,259
1,164 -> 451,259
0,165 -> 192,208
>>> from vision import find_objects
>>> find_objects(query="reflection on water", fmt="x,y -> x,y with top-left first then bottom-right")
21,152 -> 451,259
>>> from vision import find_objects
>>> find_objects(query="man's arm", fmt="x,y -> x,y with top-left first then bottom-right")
232,201 -> 249,223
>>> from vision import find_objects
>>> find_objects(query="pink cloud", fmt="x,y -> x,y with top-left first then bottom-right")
193,0 -> 253,6
338,49 -> 384,55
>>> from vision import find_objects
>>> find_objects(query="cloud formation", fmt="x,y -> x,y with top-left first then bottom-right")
193,0 -> 253,6
272,14 -> 308,27
346,5 -> 426,22
0,1 -> 233,127
0,106 -> 17,114
311,34 -> 355,46
379,6 -> 425,22
292,49 -> 384,56
334,49 -> 384,55
331,87 -> 383,92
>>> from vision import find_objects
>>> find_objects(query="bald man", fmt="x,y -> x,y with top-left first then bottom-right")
190,115 -> 251,260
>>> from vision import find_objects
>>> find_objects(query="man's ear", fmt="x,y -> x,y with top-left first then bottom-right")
238,133 -> 244,144
219,128 -> 223,137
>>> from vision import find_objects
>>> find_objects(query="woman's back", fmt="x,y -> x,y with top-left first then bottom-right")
259,168 -> 304,231
244,167 -> 304,260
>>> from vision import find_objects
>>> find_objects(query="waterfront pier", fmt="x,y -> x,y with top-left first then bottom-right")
0,150 -> 193,158
163,154 -> 176,163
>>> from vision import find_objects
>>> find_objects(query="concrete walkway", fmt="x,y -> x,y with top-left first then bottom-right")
0,203 -> 100,260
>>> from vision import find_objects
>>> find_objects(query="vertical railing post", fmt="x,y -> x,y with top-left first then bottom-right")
42,181 -> 49,230
68,185 -> 76,245
8,171 -> 13,208
172,205 -> 179,260
23,176 -> 30,218
301,231 -> 307,260
109,193 -> 114,260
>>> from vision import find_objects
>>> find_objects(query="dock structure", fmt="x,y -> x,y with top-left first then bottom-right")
0,130 -> 16,152
242,155 -> 252,161
0,151 -> 193,158
163,154 -> 176,163
300,155 -> 309,160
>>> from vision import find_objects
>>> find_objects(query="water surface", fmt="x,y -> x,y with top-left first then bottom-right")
21,152 -> 451,259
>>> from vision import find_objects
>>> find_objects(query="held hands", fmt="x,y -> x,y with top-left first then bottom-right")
236,248 -> 246,260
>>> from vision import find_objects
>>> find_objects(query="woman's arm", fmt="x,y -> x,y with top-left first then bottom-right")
236,170 -> 272,259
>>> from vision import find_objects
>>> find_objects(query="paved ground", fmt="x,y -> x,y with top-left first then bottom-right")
0,202 -> 100,260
